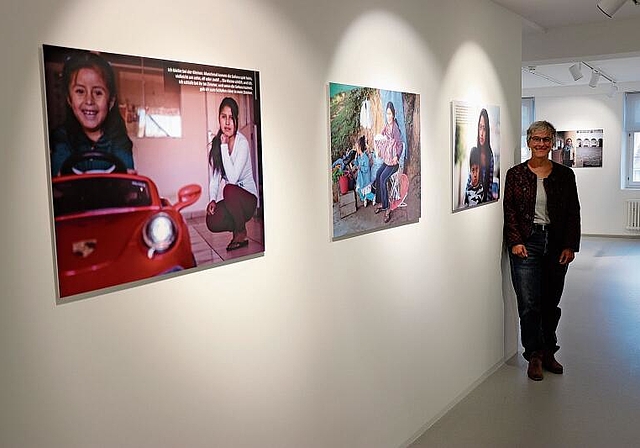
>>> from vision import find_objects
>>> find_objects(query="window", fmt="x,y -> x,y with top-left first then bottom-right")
624,92 -> 640,187
521,97 -> 535,162
629,132 -> 640,184
117,62 -> 182,138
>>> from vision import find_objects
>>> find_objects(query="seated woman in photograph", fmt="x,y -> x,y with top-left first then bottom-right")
50,51 -> 134,175
206,97 -> 258,251
354,135 -> 375,207
373,101 -> 403,223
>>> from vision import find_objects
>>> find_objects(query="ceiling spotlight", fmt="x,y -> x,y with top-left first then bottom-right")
597,0 -> 629,18
589,70 -> 601,88
569,63 -> 583,81
607,83 -> 619,97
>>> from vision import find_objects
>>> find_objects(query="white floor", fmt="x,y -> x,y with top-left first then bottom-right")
410,236 -> 640,448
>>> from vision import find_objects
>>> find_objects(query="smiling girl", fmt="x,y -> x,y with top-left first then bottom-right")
50,51 -> 134,175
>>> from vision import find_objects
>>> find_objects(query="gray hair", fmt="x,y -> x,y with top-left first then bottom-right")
526,120 -> 556,142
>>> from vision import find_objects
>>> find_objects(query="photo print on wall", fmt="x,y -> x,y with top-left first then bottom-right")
329,82 -> 421,239
42,44 -> 265,301
452,101 -> 500,212
553,129 -> 603,168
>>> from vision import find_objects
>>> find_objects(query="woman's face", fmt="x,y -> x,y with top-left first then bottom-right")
67,67 -> 113,137
386,107 -> 394,125
219,105 -> 236,138
566,138 -> 572,145
528,130 -> 553,159
478,115 -> 487,147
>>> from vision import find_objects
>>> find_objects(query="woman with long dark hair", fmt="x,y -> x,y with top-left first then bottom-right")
50,51 -> 134,175
373,101 -> 403,223
477,108 -> 494,202
206,97 -> 258,251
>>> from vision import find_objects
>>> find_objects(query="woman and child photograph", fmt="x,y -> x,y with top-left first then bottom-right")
461,106 -> 498,209
43,45 -> 265,300
346,100 -> 404,223
335,100 -> 404,224
329,82 -> 421,240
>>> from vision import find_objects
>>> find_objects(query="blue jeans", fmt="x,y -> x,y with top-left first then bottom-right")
509,228 -> 568,360
374,163 -> 398,210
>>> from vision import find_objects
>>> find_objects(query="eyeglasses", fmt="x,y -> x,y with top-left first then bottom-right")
530,136 -> 552,144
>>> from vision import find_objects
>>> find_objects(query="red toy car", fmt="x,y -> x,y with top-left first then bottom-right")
52,152 -> 201,298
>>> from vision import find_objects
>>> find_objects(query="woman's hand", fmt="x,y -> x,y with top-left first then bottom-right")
511,244 -> 528,258
559,249 -> 575,265
206,200 -> 217,215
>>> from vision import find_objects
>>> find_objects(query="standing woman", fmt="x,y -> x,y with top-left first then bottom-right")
504,120 -> 581,381
206,97 -> 258,251
563,137 -> 575,167
373,101 -> 403,223
477,108 -> 494,202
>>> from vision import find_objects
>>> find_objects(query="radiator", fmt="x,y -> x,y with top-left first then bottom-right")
627,200 -> 640,230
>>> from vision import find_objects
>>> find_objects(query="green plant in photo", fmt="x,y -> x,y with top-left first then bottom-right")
332,165 -> 343,183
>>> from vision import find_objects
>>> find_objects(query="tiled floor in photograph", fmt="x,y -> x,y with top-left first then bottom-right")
186,214 -> 264,266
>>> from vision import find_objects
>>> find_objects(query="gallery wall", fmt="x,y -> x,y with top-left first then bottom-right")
522,17 -> 640,63
0,1 -> 521,447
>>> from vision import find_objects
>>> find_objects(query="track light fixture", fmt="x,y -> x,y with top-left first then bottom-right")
597,0 -> 628,17
597,0 -> 640,18
569,63 -> 583,81
568,60 -> 617,95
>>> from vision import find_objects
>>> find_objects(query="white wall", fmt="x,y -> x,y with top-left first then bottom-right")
523,17 -> 640,64
0,1 -> 521,447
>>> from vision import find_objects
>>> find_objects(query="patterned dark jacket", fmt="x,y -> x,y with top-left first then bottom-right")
503,161 -> 581,253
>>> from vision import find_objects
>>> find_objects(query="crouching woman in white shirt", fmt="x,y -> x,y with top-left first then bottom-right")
206,97 -> 258,251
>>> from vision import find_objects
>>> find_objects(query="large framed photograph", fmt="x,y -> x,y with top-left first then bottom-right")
452,101 -> 500,212
553,129 -> 603,168
329,83 -> 421,239
43,44 -> 264,301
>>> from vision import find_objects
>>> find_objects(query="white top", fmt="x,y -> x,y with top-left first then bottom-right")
208,131 -> 258,202
533,177 -> 550,225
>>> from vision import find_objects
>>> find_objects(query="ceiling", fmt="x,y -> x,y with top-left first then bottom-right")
490,0 -> 640,89
491,0 -> 640,32
522,56 -> 640,90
